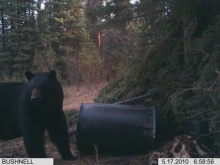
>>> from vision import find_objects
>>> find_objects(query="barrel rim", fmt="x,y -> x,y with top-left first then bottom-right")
79,102 -> 155,110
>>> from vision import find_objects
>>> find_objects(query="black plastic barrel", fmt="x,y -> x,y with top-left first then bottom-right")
188,120 -> 214,149
76,103 -> 156,155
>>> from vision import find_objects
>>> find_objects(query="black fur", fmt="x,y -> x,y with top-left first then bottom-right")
0,70 -> 77,160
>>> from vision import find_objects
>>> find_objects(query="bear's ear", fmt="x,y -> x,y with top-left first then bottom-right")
25,71 -> 35,81
48,70 -> 57,81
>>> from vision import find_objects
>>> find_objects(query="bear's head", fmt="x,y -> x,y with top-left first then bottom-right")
25,70 -> 63,107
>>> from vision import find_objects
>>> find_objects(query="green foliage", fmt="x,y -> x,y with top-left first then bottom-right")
188,19 -> 220,151
95,1 -> 220,152
0,0 -> 38,75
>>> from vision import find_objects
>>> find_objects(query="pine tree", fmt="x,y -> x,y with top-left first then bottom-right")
85,0 -> 140,80
0,0 -> 38,78
34,0 -> 85,80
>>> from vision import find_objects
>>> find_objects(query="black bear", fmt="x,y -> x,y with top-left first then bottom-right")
0,70 -> 77,160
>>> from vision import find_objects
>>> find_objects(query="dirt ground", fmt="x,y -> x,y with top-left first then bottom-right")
0,83 -> 149,165
0,136 -> 148,165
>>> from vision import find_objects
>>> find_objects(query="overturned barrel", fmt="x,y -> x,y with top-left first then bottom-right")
188,120 -> 214,150
76,103 -> 156,155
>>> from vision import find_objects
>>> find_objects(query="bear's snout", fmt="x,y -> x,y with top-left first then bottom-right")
31,88 -> 42,105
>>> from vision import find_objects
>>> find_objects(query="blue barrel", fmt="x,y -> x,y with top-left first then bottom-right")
76,103 -> 156,154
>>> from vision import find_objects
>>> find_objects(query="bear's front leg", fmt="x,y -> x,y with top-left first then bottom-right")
47,111 -> 77,160
22,124 -> 46,158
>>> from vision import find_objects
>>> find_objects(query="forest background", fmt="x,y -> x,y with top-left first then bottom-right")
1,0 -> 220,155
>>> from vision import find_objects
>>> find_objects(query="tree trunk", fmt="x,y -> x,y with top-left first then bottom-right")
182,8 -> 197,65
183,14 -> 190,64
1,0 -> 6,51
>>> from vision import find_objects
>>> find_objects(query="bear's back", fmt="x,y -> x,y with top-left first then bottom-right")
0,82 -> 25,139
0,82 -> 25,111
